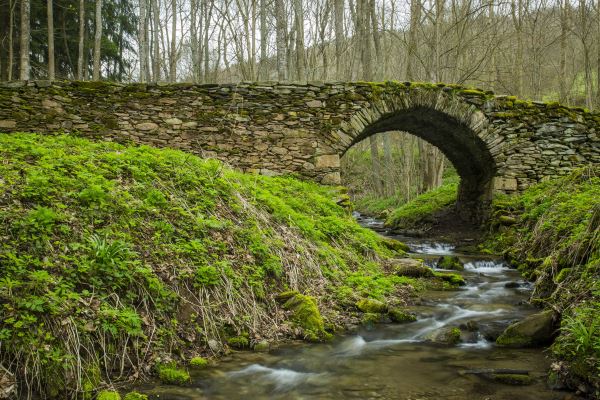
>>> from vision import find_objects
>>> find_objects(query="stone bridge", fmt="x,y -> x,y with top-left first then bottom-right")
1,80 -> 598,220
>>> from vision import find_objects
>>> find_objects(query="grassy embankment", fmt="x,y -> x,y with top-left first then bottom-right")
0,133 -> 452,399
378,166 -> 599,394
354,173 -> 459,230
486,166 -> 599,395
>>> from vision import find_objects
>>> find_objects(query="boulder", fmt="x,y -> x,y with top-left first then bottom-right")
276,291 -> 328,341
436,255 -> 464,271
496,309 -> 557,347
356,298 -> 387,313
389,258 -> 434,278
427,327 -> 462,345
253,340 -> 270,352
382,238 -> 410,253
388,308 -> 417,323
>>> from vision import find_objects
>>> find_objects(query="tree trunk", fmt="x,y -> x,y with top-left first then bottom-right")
169,0 -> 177,82
93,0 -> 103,81
510,0 -> 523,95
369,0 -> 381,79
369,135 -> 383,195
334,0 -> 344,78
47,0 -> 55,80
596,0 -> 600,108
259,0 -> 268,80
19,0 -> 30,80
8,0 -> 15,80
406,0 -> 421,80
358,0 -> 372,80
382,133 -> 394,196
152,0 -> 160,81
77,0 -> 85,79
202,1 -> 213,83
274,0 -> 287,80
559,0 -> 568,103
293,0 -> 305,80
139,0 -> 149,82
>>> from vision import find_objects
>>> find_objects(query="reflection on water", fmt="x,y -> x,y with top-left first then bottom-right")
137,214 -> 564,400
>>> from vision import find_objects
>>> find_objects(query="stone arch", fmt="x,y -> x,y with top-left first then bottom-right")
337,91 -> 499,222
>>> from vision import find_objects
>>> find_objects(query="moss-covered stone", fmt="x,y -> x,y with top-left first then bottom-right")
156,362 -> 190,385
278,291 -> 328,340
429,327 -> 462,344
97,391 -> 121,400
123,392 -> 149,400
436,255 -> 464,271
388,308 -> 417,323
356,298 -> 388,313
496,310 -> 557,347
361,312 -> 386,326
434,272 -> 466,286
189,357 -> 209,368
390,258 -> 434,278
382,238 -> 410,253
491,373 -> 533,385
227,335 -> 250,349
253,340 -> 270,352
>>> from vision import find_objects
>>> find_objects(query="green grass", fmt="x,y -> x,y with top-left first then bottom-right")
385,176 -> 459,230
0,133 -> 415,398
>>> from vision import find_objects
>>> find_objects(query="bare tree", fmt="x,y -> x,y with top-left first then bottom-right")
259,0 -> 268,79
169,0 -> 177,82
152,0 -> 160,81
334,0 -> 344,78
77,0 -> 85,80
93,0 -> 103,80
47,0 -> 55,80
19,0 -> 30,80
275,0 -> 287,80
139,0 -> 149,82
293,0 -> 305,79
7,0 -> 16,80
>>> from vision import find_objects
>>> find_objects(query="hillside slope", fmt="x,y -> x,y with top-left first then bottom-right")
0,133 -> 418,398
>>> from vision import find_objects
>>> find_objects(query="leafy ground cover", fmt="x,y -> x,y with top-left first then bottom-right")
0,133 -> 427,398
485,166 -> 600,395
384,175 -> 459,231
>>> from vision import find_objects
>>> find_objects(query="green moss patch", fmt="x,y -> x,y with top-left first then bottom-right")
123,392 -> 148,400
388,308 -> 417,323
189,357 -> 209,368
156,363 -> 190,385
356,298 -> 388,313
436,255 -> 464,271
278,291 -> 328,341
97,391 -> 121,400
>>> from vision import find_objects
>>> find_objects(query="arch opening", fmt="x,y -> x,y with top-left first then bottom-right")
342,106 -> 497,223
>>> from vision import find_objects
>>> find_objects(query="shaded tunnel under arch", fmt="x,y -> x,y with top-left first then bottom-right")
343,107 -> 497,222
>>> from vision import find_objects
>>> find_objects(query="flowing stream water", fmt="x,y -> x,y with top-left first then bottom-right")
139,214 -> 565,400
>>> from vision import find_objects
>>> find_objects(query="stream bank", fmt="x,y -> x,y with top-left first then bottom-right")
131,213 -> 573,400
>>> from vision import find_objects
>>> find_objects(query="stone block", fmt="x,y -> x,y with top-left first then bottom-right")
315,154 -> 340,169
493,177 -> 518,192
321,172 -> 341,185
0,120 -> 17,128
136,122 -> 159,131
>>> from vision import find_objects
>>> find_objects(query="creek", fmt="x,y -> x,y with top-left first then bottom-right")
138,213 -> 562,400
